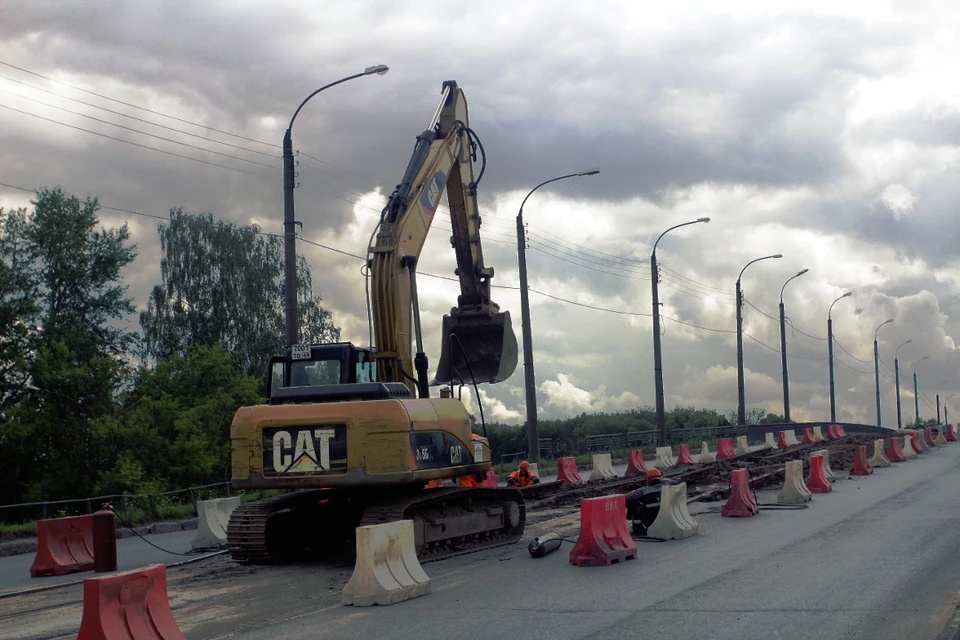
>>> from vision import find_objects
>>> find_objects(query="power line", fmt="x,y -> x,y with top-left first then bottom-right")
833,338 -> 873,364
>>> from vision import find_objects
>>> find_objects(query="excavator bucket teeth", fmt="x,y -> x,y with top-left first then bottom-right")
433,310 -> 518,385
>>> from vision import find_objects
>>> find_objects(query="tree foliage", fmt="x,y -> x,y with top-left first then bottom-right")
139,210 -> 340,378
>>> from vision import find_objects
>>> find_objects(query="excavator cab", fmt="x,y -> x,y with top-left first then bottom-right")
433,308 -> 518,385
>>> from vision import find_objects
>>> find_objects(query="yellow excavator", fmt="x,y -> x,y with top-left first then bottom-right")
227,81 -> 524,563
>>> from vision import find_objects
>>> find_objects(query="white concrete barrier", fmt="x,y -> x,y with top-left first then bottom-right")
785,430 -> 801,446
812,426 -> 825,442
654,446 -> 676,470
917,430 -> 930,452
342,520 -> 430,606
763,432 -> 777,449
869,439 -> 891,468
589,453 -> 617,480
902,436 -> 918,459
777,460 -> 812,504
935,429 -> 948,446
698,441 -> 715,463
646,482 -> 698,540
192,497 -> 240,549
812,448 -> 837,479
735,435 -> 750,455
529,463 -> 540,480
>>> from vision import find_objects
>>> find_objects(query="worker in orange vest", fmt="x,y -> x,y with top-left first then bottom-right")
507,461 -> 540,487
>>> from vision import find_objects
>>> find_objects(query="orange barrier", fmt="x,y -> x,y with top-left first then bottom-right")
807,454 -> 832,493
776,431 -> 789,449
848,445 -> 873,476
924,427 -> 937,448
715,437 -> 737,460
568,495 -> 637,566
675,444 -> 695,465
721,469 -> 759,517
624,450 -> 648,477
556,457 -> 584,485
885,436 -> 906,462
908,431 -> 923,454
76,564 -> 186,640
802,428 -> 815,444
482,468 -> 498,487
30,514 -> 95,578
947,424 -> 957,442
824,425 -> 838,439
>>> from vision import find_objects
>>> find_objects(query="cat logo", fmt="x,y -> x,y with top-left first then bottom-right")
419,170 -> 446,213
272,428 -> 335,473
450,445 -> 463,465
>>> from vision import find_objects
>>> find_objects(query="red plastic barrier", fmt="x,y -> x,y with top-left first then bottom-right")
568,495 -> 637,566
838,425 -> 847,437
482,468 -> 498,487
624,450 -> 648,477
675,444 -> 695,465
802,428 -> 815,444
721,469 -> 759,517
556,457 -> 584,486
885,437 -> 906,463
776,431 -> 789,450
909,431 -> 923,454
77,564 -> 186,640
848,445 -> 873,476
948,424 -> 957,442
807,454 -> 832,493
924,427 -> 937,448
824,425 -> 838,439
30,514 -> 95,578
715,437 -> 737,460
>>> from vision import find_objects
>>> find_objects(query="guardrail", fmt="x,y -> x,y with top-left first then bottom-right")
583,425 -> 748,451
0,481 -> 233,526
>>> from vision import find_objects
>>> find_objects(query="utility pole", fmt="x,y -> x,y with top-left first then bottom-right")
827,292 -> 851,422
779,269 -> 808,422
736,254 -> 782,426
873,319 -> 892,428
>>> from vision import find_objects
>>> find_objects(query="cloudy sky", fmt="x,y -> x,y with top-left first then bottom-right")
2,0 -> 959,427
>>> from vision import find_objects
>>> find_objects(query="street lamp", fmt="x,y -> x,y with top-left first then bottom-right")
283,64 -> 389,346
827,292 -> 852,422
873,318 -> 893,428
735,254 -> 782,426
913,355 -> 929,426
894,339 -> 912,429
652,217 -> 711,445
936,381 -> 950,425
779,268 -> 809,422
945,393 -> 955,426
517,168 -> 600,462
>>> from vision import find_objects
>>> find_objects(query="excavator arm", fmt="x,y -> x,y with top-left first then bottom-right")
369,80 -> 518,397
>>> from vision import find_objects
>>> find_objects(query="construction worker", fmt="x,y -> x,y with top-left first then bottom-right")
507,461 -> 540,487
645,468 -> 676,486
457,472 -> 486,487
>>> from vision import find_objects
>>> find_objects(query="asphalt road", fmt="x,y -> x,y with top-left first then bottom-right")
0,528 -> 214,595
227,441 -> 960,640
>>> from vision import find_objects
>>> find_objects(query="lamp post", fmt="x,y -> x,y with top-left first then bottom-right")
735,254 -> 782,426
652,217 -> 711,445
779,268 -> 809,422
873,318 -> 893,428
283,64 -> 389,346
945,394 -> 955,426
913,355 -> 929,425
936,381 -> 949,425
827,292 -> 852,422
894,339 -> 912,430
518,169 -> 600,462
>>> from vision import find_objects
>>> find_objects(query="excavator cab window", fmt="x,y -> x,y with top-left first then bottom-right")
290,359 -> 341,387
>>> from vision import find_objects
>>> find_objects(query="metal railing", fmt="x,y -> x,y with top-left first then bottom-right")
583,425 -> 747,452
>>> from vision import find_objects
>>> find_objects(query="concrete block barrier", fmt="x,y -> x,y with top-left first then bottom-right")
590,453 -> 617,480
735,435 -> 750,455
624,450 -> 648,477
569,494 -> 637,566
947,424 -> 957,442
646,482 -> 699,540
777,459 -> 812,504
30,514 -> 95,578
807,454 -> 832,493
675,444 -> 696,465
802,428 -> 815,444
777,431 -> 789,449
763,432 -> 776,449
76,564 -> 185,640
869,439 -> 891,468
557,457 -> 584,485
698,441 -> 716,463
935,428 -> 948,446
722,469 -> 759,517
902,436 -> 918,460
342,520 -> 430,606
886,437 -> 906,462
909,430 -> 924,454
785,430 -> 801,446
848,445 -> 873,476
812,448 -> 837,479
716,437 -> 737,460
653,447 -> 675,470
812,426 -> 826,441
924,427 -> 937,448
191,497 -> 239,550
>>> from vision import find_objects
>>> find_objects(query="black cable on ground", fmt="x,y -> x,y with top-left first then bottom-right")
108,506 -> 225,556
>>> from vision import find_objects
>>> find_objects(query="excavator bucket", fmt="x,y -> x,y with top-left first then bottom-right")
433,310 -> 518,385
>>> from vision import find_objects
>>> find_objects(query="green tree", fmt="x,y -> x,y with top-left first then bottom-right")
140,210 -> 340,378
0,207 -> 36,413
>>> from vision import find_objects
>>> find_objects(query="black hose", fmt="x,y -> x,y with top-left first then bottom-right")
449,332 -> 486,438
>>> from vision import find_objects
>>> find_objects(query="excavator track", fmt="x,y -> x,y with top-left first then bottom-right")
358,487 -> 526,563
